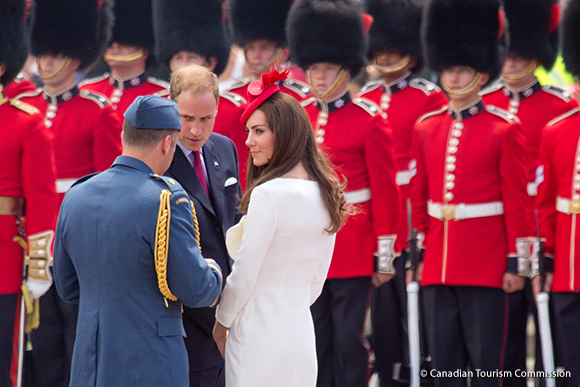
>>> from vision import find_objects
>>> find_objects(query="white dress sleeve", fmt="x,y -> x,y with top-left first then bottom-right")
216,186 -> 278,328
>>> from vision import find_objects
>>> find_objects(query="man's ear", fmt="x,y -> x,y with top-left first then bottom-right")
480,72 -> 490,86
280,47 -> 290,63
0,63 -> 7,78
207,56 -> 218,72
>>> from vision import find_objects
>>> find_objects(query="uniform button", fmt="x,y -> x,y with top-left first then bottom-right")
448,146 -> 458,154
46,111 -> 56,119
446,156 -> 456,164
446,164 -> 456,172
445,192 -> 454,201
318,119 -> 327,126
575,175 -> 580,182
449,138 -> 459,146
39,269 -> 45,276
112,97 -> 120,103
575,183 -> 580,190
446,182 -> 455,190
48,105 -> 57,112
509,107 -> 518,114
453,122 -> 464,130
381,95 -> 391,103
317,129 -> 325,137
319,112 -> 328,119
113,90 -> 123,97
45,120 -> 53,128
446,174 -> 455,181
575,194 -> 580,201
452,130 -> 462,137
381,103 -> 389,110
316,137 -> 324,144
509,100 -> 519,107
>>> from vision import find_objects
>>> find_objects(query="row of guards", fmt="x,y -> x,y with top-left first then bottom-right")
1,0 -> 580,386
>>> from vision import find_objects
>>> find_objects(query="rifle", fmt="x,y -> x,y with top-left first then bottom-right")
533,209 -> 555,387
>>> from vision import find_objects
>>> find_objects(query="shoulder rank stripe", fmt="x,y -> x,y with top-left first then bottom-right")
409,78 -> 441,95
417,106 -> 448,123
79,72 -> 109,87
547,107 -> 580,127
485,105 -> 518,123
541,85 -> 572,102
300,96 -> 317,108
480,82 -> 503,96
283,79 -> 311,98
353,97 -> 381,116
359,80 -> 382,95
147,77 -> 170,89
226,77 -> 251,92
220,91 -> 247,107
79,90 -> 111,108
10,99 -> 39,115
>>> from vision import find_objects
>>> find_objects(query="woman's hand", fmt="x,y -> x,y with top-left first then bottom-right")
212,321 -> 229,358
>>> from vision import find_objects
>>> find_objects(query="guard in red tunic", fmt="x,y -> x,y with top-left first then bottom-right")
412,0 -> 531,385
0,1 -> 58,386
80,0 -> 169,116
225,0 -> 312,103
15,2 -> 120,386
287,1 -> 400,385
536,1 -> 580,383
357,1 -> 447,383
479,1 -> 576,382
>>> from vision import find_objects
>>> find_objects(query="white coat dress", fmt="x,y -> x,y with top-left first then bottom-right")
216,178 -> 336,387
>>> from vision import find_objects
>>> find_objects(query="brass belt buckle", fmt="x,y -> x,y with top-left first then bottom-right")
570,201 -> 580,214
441,206 -> 456,220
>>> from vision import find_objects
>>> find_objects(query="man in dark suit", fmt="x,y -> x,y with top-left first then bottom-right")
166,64 -> 243,387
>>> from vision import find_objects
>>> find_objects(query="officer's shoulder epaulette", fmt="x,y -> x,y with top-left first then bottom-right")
485,105 -> 519,123
546,107 -> 580,127
220,91 -> 247,107
283,79 -> 311,98
9,99 -> 39,115
79,73 -> 109,87
71,173 -> 100,188
147,77 -> 170,90
13,88 -> 42,100
150,174 -> 183,193
480,82 -> 503,96
79,90 -> 111,108
154,89 -> 170,97
541,85 -> 573,102
409,78 -> 441,95
226,77 -> 251,92
358,80 -> 382,95
416,106 -> 448,123
352,97 -> 381,116
300,96 -> 317,108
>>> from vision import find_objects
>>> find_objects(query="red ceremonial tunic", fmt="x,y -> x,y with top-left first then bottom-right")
0,91 -> 58,294
79,72 -> 169,116
411,99 -> 531,288
482,81 -> 577,234
302,92 -> 400,278
357,73 -> 447,248
537,107 -> 580,292
4,75 -> 39,99
16,85 -> 122,204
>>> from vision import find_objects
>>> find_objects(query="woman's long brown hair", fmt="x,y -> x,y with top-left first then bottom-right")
239,92 -> 349,234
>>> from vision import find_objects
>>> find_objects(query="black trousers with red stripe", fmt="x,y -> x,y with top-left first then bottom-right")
552,292 -> 580,387
0,293 -> 18,387
422,285 -> 506,387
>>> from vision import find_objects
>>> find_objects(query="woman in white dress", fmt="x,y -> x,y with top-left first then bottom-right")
212,69 -> 349,387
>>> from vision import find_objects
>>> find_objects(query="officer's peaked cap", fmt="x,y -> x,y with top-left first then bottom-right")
124,95 -> 181,131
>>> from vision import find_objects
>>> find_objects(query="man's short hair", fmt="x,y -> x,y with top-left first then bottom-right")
170,64 -> 219,103
122,120 -> 178,150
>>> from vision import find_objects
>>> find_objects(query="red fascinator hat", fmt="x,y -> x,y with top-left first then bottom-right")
240,68 -> 290,125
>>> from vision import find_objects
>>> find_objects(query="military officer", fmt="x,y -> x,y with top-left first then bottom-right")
80,0 -> 169,116
411,0 -> 532,385
535,0 -> 580,383
53,95 -> 223,387
0,1 -> 58,386
357,1 -> 447,384
14,2 -> 121,385
287,1 -> 401,385
479,1 -> 577,383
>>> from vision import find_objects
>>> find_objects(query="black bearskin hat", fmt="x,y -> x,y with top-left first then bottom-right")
561,0 -> 580,77
287,0 -> 367,77
503,0 -> 559,70
110,0 -> 157,67
153,0 -> 229,76
0,0 -> 30,87
30,0 -> 113,71
365,0 -> 424,65
227,0 -> 293,48
422,0 -> 508,81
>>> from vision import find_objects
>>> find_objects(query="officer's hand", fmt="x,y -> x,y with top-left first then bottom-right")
212,321 -> 229,359
371,272 -> 395,287
405,263 -> 423,286
502,273 -> 525,293
531,273 -> 553,298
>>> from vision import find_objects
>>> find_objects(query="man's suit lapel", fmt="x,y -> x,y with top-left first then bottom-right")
171,147 -> 216,217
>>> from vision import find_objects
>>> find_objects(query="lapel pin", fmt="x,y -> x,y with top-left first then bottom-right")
214,161 -> 219,167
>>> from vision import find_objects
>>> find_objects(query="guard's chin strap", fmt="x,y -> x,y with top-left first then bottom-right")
441,72 -> 483,96
37,57 -> 72,80
372,54 -> 413,74
501,59 -> 538,81
307,68 -> 348,100
244,47 -> 283,72
104,48 -> 146,63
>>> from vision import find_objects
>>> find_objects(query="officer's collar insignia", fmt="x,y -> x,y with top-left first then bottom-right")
109,72 -> 148,90
314,90 -> 352,113
449,98 -> 485,121
382,72 -> 412,96
43,85 -> 80,105
502,80 -> 541,100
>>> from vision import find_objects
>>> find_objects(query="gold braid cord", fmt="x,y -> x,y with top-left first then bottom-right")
154,190 -> 203,306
